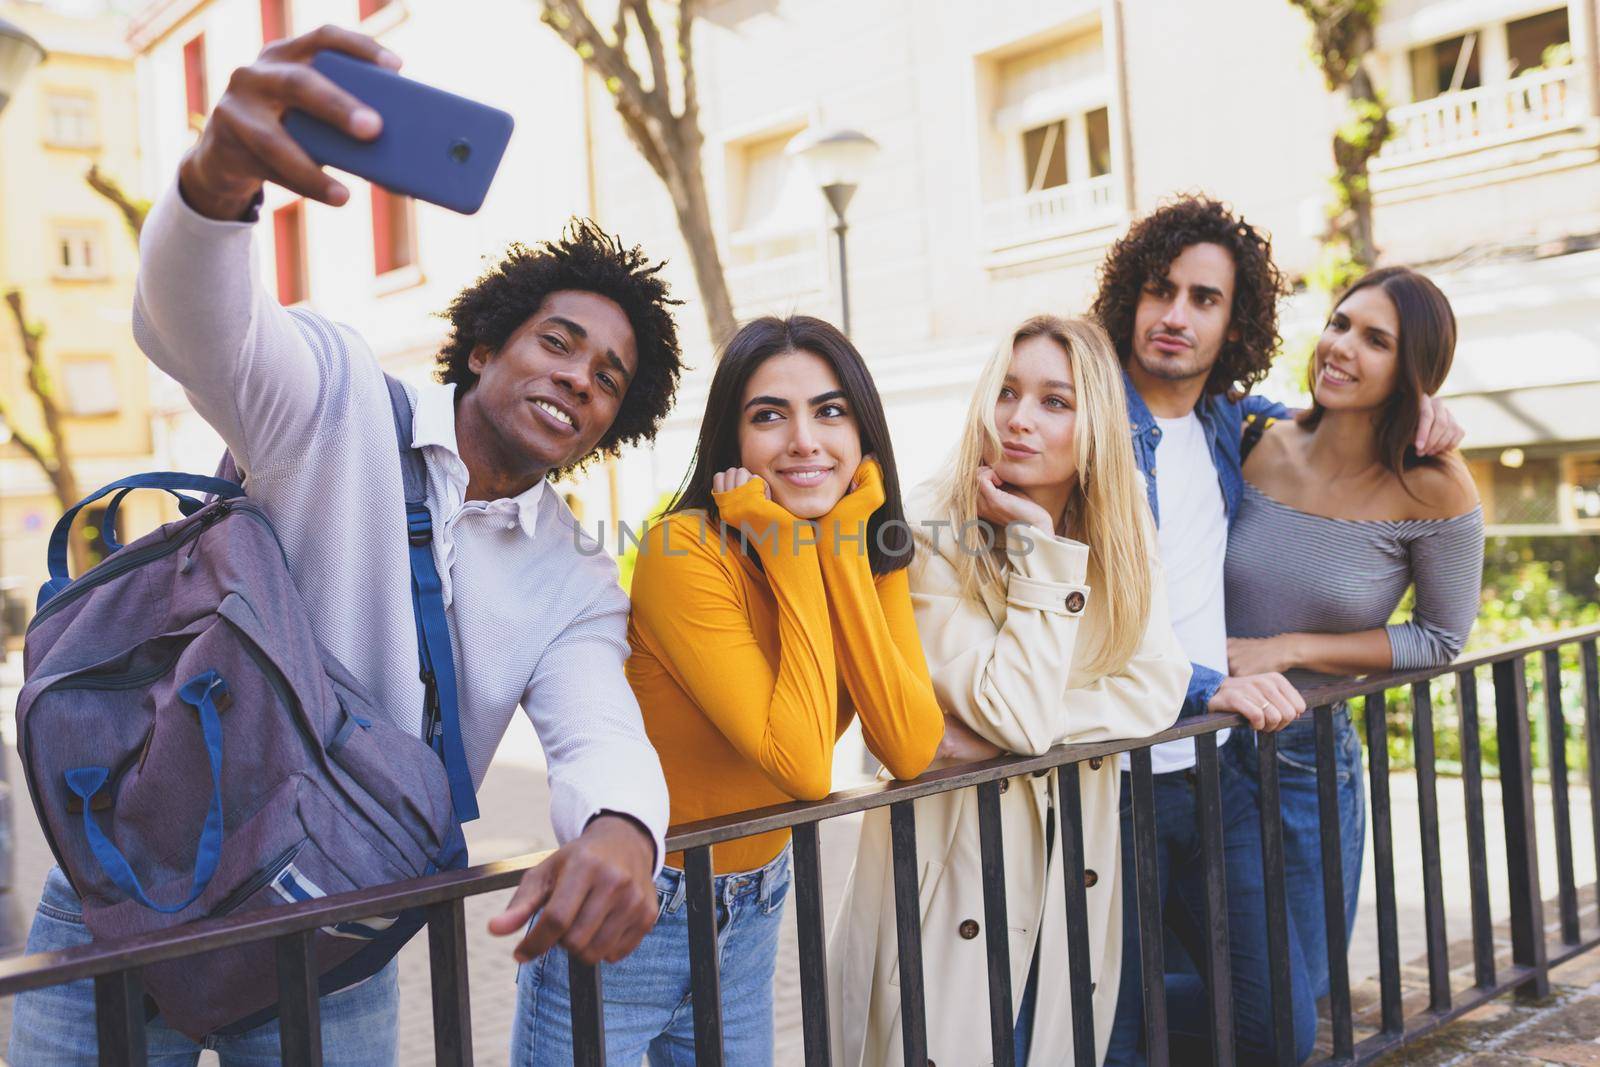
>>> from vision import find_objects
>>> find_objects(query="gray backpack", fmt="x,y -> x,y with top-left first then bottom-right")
17,375 -> 474,1040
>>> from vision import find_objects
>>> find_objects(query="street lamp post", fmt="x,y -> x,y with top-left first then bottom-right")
0,12 -> 43,957
789,128 -> 880,337
0,16 -> 46,117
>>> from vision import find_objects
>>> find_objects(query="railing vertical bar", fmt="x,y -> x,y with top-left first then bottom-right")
1494,656 -> 1550,999
1543,647 -> 1580,944
686,845 -> 726,1066
1255,730 -> 1296,1066
1314,707 -> 1353,1057
1412,682 -> 1452,1013
889,800 -> 928,1067
1459,667 -> 1496,988
274,929 -> 323,1067
1193,732 -> 1235,1067
428,898 -> 474,1066
94,968 -> 148,1067
1584,640 -> 1600,921
977,780 -> 1016,1067
1129,746 -> 1169,1067
567,957 -> 606,1067
791,822 -> 833,1067
1365,691 -> 1404,1034
1056,763 -> 1098,1067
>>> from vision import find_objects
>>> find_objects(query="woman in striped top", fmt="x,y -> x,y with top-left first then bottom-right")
1222,267 -> 1485,1002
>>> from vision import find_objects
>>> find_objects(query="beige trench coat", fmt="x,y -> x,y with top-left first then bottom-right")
828,495 -> 1189,1066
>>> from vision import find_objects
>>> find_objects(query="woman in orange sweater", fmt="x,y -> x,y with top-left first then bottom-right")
512,315 -> 962,1065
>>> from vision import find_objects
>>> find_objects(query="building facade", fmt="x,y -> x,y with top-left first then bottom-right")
0,0 -> 159,644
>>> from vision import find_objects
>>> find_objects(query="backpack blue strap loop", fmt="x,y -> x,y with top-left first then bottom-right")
42,473 -> 244,606
64,669 -> 228,914
98,487 -> 207,556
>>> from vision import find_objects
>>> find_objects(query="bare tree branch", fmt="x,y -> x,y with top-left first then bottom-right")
628,0 -> 671,104
4,288 -> 88,574
0,397 -> 52,473
539,0 -> 736,343
85,164 -> 149,240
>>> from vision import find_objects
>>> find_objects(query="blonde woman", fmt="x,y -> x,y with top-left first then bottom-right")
829,316 -> 1190,1066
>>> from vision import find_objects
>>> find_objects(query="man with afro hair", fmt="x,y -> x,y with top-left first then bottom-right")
9,29 -> 680,1064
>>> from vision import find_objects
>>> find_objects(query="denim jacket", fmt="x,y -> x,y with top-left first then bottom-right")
1122,369 -> 1290,718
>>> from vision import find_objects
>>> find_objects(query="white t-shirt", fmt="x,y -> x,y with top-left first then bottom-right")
1130,411 -> 1231,774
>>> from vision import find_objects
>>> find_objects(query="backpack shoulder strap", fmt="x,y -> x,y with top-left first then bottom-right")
1241,411 -> 1277,463
383,374 -> 479,823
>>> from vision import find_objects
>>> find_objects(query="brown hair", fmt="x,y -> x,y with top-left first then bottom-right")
1091,196 -> 1287,398
1297,266 -> 1457,479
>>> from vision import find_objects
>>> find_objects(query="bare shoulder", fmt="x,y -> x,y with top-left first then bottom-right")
1400,453 -> 1481,520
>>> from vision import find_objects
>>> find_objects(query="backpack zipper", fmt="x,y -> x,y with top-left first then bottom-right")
211,842 -> 302,917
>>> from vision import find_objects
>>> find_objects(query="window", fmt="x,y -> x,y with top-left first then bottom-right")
358,0 -> 392,18
273,202 -> 307,305
725,127 -> 815,266
44,93 -> 98,148
260,0 -> 290,44
183,34 -> 208,124
1410,33 -> 1482,101
60,357 -> 119,417
1086,106 -> 1112,178
1021,121 -> 1068,192
55,226 -> 105,280
1568,453 -> 1600,525
992,30 -> 1113,197
370,185 -> 416,275
1507,7 -> 1571,77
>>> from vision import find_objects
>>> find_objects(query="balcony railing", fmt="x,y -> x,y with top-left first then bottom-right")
1,623 -> 1598,1065
982,173 -> 1122,251
1379,65 -> 1582,164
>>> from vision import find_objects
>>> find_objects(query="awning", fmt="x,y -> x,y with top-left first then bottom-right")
1445,380 -> 1600,451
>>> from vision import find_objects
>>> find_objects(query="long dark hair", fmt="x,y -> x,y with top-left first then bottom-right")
1297,266 -> 1457,479
667,316 -> 912,575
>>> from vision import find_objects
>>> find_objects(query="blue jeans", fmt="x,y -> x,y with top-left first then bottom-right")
8,867 -> 399,1066
1234,704 -> 1366,1001
1106,756 -> 1317,1066
511,845 -> 791,1066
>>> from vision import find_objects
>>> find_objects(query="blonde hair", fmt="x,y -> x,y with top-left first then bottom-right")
929,315 -> 1153,676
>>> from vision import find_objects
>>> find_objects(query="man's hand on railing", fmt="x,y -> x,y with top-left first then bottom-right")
1208,672 -> 1305,732
927,712 -> 1005,769
486,814 -> 658,966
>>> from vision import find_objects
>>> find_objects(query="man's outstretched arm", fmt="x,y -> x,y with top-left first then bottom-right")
489,585 -> 669,965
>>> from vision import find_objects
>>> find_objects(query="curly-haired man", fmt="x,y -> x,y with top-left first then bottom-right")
10,29 -> 678,1066
1096,197 -> 1461,1066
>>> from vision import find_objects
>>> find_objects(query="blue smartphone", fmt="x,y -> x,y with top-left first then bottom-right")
284,51 -> 514,215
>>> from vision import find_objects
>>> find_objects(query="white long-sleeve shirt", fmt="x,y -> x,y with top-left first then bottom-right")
131,184 -> 668,867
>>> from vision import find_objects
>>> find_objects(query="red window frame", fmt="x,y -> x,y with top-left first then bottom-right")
273,201 -> 308,306
182,35 -> 208,122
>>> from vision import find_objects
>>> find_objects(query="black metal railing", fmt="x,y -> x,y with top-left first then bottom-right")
1,624 -> 1597,1066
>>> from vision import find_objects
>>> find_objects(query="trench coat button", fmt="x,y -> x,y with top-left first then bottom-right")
1090,982 -> 1097,993
1065,591 -> 1086,614
998,778 -> 1010,793
1084,869 -> 1099,888
1089,756 -> 1104,770
959,919 -> 980,940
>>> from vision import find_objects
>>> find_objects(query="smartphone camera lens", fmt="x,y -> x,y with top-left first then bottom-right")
449,140 -> 472,164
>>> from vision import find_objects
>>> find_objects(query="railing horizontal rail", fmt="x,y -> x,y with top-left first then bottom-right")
0,621 -> 1596,1064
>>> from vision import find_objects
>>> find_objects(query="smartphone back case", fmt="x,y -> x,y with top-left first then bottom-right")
284,51 -> 514,215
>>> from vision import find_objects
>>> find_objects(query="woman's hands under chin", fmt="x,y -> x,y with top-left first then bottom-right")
975,466 -> 1054,534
